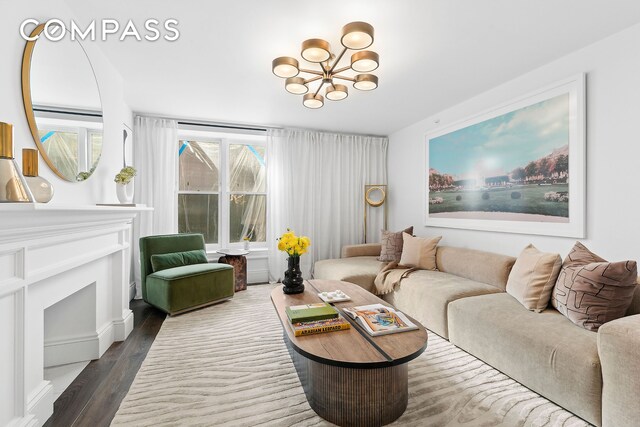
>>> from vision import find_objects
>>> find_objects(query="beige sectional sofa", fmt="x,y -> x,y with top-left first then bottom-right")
313,243 -> 640,427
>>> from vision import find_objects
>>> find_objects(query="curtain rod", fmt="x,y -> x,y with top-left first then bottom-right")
133,112 -> 281,133
133,113 -> 388,139
34,106 -> 103,118
178,121 -> 268,132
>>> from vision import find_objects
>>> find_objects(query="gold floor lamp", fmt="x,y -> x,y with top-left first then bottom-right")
364,184 -> 387,243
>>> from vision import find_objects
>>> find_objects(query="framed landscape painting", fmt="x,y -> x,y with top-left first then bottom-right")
425,74 -> 585,237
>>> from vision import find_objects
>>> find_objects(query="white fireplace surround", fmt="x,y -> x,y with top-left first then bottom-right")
0,204 -> 149,427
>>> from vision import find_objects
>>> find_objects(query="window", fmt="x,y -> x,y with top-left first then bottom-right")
178,140 -> 220,244
229,144 -> 266,243
177,132 -> 267,249
39,129 -> 79,179
38,125 -> 103,180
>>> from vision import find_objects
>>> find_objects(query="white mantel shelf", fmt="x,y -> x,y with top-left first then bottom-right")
0,203 -> 150,211
0,203 -> 151,427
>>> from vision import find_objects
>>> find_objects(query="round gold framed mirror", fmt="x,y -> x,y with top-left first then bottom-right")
364,184 -> 388,242
365,185 -> 386,207
22,22 -> 104,182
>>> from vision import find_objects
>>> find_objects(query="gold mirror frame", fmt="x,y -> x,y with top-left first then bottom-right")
365,185 -> 386,207
364,184 -> 388,242
21,22 -> 103,181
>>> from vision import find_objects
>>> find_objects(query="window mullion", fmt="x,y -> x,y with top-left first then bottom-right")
219,139 -> 230,247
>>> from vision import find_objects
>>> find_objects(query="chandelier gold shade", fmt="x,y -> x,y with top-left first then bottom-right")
272,57 -> 299,78
354,74 -> 378,91
272,21 -> 378,109
341,21 -> 374,50
351,51 -> 379,72
285,77 -> 309,94
326,84 -> 348,101
303,93 -> 324,109
301,39 -> 331,63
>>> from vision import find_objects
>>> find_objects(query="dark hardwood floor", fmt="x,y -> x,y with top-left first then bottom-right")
44,299 -> 166,427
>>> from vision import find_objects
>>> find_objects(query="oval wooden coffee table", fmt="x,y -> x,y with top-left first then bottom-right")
270,279 -> 428,427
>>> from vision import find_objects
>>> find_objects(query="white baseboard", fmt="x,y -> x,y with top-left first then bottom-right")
8,415 -> 37,427
43,322 -> 115,367
129,281 -> 136,301
248,268 -> 269,284
26,381 -> 53,427
96,322 -> 115,357
113,310 -> 134,341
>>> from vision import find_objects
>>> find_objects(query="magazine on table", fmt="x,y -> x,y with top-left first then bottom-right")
342,303 -> 418,336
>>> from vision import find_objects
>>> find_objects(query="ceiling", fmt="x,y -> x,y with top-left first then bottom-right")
64,0 -> 640,135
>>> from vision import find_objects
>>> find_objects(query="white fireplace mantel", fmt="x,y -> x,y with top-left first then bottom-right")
0,204 -> 151,427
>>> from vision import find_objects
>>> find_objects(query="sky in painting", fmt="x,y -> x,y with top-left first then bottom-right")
429,94 -> 569,178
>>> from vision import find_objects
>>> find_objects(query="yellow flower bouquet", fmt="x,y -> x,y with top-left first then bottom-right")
277,229 -> 311,257
278,229 -> 310,294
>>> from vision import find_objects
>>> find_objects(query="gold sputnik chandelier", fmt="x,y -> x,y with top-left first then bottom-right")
272,21 -> 379,109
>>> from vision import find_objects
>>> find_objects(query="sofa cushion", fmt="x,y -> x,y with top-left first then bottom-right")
146,263 -> 234,314
598,313 -> 640,427
378,226 -> 413,262
149,262 -> 232,280
625,280 -> 640,316
436,246 -> 516,290
342,243 -> 382,258
383,270 -> 502,339
150,249 -> 209,272
448,293 -> 602,425
314,256 -> 384,293
506,244 -> 562,312
552,242 -> 638,331
399,233 -> 441,270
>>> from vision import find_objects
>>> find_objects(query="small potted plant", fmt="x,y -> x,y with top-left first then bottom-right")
242,235 -> 251,250
114,166 -> 136,204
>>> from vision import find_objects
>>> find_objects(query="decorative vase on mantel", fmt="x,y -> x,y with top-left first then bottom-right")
0,122 -> 33,203
114,166 -> 136,204
282,256 -> 305,294
116,180 -> 134,204
22,148 -> 53,203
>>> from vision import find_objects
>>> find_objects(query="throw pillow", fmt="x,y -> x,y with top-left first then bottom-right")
151,249 -> 209,272
378,226 -> 413,262
399,233 -> 442,270
551,242 -> 638,331
506,244 -> 562,312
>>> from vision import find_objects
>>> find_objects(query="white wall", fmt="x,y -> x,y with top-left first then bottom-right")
388,23 -> 640,263
0,0 -> 132,205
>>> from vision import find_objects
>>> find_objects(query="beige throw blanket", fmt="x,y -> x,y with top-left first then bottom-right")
374,261 -> 418,295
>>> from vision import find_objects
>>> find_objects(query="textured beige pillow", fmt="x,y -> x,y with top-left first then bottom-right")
378,226 -> 413,262
552,242 -> 638,331
506,244 -> 562,312
399,233 -> 442,270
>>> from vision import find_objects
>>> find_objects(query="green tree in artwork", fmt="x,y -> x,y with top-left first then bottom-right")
525,161 -> 538,179
538,158 -> 550,177
512,167 -> 525,182
555,154 -> 569,174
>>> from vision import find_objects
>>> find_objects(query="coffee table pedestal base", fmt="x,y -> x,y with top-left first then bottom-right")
287,338 -> 408,427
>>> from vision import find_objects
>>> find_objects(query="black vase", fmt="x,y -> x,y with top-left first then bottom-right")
282,256 -> 305,294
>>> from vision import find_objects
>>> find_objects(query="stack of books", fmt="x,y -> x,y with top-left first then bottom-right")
285,302 -> 351,336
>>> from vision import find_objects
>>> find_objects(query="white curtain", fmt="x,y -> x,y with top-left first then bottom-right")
132,116 -> 178,296
267,128 -> 388,282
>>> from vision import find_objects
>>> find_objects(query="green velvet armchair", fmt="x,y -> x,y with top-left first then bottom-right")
139,233 -> 235,315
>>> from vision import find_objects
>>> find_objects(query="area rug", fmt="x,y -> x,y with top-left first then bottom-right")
112,284 -> 591,427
